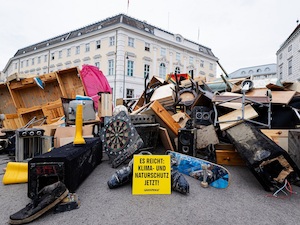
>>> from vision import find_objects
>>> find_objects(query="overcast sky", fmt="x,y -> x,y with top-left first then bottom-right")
0,0 -> 300,75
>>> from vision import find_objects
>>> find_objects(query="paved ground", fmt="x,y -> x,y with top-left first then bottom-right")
1,151 -> 300,225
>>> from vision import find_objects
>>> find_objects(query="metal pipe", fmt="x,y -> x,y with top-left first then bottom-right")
217,60 -> 228,77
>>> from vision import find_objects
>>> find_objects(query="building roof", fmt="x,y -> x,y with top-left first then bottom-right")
277,23 -> 300,54
228,63 -> 277,79
14,14 -> 215,58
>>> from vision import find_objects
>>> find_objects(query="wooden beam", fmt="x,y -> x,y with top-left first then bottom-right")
218,105 -> 258,131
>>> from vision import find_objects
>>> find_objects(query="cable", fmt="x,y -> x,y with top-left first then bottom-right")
273,179 -> 288,197
285,180 -> 298,195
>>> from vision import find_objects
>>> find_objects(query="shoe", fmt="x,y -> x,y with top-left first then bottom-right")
9,181 -> 69,224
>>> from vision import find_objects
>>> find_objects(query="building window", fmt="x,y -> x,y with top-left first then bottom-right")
126,89 -> 134,98
38,56 -> 41,64
189,57 -> 193,64
58,50 -> 62,58
44,55 -> 47,62
108,59 -> 114,75
176,52 -> 180,61
144,64 -> 150,78
176,36 -> 181,42
288,45 -> 292,52
265,67 -> 270,72
209,63 -> 213,70
15,63 -> 18,69
161,48 -> 166,56
257,69 -> 262,73
26,60 -> 29,66
109,36 -> 115,46
32,58 -> 34,65
288,58 -> 292,75
200,60 -> 204,67
95,62 -> 100,69
96,40 -> 101,49
67,48 -> 71,57
145,42 -> 150,51
128,37 -> 134,47
249,70 -> 253,74
159,63 -> 166,78
76,46 -> 80,54
175,67 -> 180,74
51,53 -> 55,60
279,65 -> 283,79
279,53 -> 282,60
127,60 -> 134,76
85,43 -> 90,52
21,61 -> 23,68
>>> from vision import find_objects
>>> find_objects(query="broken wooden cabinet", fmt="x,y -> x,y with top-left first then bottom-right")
2,67 -> 84,128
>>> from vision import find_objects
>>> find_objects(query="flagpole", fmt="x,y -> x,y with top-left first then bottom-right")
127,0 -> 129,14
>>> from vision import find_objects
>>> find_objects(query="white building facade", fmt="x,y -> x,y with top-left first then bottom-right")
228,64 -> 277,80
3,14 -> 218,101
276,23 -> 300,82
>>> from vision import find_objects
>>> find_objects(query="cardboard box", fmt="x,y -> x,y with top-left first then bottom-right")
53,125 -> 94,147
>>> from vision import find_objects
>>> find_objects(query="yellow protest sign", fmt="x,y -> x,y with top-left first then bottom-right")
132,155 -> 171,195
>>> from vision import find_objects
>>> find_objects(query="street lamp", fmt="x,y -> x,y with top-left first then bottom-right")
123,52 -> 129,98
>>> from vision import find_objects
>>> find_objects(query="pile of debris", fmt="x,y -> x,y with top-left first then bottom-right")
120,73 -> 300,192
1,66 -> 300,224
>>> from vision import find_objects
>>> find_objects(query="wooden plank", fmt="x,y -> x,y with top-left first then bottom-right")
212,93 -> 270,104
212,92 -> 243,109
158,127 -> 174,151
141,100 -> 181,136
21,77 -> 34,85
42,100 -> 64,124
0,84 -> 16,114
218,105 -> 258,131
18,106 -> 42,115
246,89 -> 296,104
2,114 -> 24,129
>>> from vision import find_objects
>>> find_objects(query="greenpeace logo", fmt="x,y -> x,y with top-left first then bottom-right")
144,189 -> 159,192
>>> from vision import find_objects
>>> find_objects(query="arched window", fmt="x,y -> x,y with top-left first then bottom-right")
175,67 -> 180,74
249,70 -> 253,74
159,63 -> 166,78
257,69 -> 261,73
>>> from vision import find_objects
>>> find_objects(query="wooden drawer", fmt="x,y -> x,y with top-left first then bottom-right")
216,149 -> 245,166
